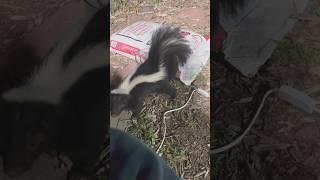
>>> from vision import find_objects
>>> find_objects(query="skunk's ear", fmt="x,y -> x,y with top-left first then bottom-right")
110,72 -> 122,90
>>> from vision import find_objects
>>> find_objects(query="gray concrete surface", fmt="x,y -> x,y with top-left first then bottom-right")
110,111 -> 131,131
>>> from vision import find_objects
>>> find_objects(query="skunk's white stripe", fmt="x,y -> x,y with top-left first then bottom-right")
2,41 -> 106,104
160,38 -> 183,50
61,42 -> 106,95
111,64 -> 166,95
159,38 -> 189,64
2,11 -> 107,104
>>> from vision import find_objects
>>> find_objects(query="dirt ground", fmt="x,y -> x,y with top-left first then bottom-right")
213,0 -> 320,179
0,0 -> 71,57
110,0 -> 210,179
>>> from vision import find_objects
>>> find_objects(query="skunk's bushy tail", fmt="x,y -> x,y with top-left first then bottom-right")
146,26 -> 192,79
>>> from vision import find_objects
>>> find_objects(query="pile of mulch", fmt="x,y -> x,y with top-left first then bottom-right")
125,79 -> 210,179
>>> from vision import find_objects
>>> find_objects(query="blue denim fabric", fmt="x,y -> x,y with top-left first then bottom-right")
110,128 -> 180,180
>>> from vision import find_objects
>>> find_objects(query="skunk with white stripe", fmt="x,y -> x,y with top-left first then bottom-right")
0,6 -> 107,178
110,26 -> 192,117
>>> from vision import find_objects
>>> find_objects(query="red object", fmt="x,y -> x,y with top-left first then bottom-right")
110,40 -> 144,58
214,23 -> 227,53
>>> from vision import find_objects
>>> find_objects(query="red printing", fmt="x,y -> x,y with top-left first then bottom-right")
110,40 -> 143,57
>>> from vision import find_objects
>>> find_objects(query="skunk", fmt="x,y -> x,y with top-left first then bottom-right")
110,26 -> 192,117
0,6 -> 108,178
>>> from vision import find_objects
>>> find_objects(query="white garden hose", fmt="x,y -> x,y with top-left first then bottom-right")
156,87 -> 209,154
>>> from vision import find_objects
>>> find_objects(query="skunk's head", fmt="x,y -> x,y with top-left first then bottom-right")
110,93 -> 130,116
0,100 -> 62,177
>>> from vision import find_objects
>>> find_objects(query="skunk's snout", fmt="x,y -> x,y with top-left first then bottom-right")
110,93 -> 129,116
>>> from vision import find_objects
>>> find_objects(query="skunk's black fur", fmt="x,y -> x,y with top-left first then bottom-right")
110,26 -> 192,117
59,65 -> 107,178
63,6 -> 106,65
0,5 -> 108,178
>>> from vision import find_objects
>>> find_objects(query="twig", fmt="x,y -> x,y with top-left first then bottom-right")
194,170 -> 207,178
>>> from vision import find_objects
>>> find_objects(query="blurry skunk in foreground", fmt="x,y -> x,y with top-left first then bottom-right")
110,26 -> 192,117
0,5 -> 107,179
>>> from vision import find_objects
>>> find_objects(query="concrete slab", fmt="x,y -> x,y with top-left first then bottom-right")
110,111 -> 131,132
